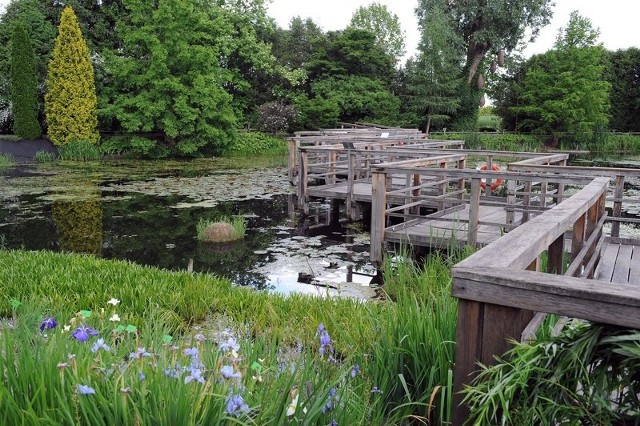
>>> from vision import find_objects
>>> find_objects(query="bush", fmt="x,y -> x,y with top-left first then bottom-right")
45,6 -> 99,147
256,101 -> 296,134
295,97 -> 340,130
197,216 -> 247,242
99,136 -> 170,158
10,22 -> 42,139
436,132 -> 543,151
227,132 -> 286,155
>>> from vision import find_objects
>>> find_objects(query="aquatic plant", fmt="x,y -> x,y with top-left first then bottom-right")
58,140 -> 101,161
0,153 -> 13,168
34,150 -> 58,162
197,216 -> 247,242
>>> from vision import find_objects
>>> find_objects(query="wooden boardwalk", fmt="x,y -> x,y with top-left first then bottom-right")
384,204 -> 523,248
597,239 -> 640,285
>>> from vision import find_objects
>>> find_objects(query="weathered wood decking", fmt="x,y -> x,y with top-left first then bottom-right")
290,127 -> 640,425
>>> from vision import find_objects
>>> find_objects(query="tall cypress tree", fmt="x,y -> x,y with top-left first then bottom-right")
10,21 -> 42,139
45,6 -> 99,147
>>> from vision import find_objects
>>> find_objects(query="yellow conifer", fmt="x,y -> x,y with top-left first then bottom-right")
45,6 -> 99,146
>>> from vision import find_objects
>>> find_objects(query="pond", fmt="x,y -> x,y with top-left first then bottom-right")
0,157 -> 378,298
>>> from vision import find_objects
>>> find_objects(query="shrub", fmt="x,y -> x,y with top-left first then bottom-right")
437,132 -> 543,151
227,132 -> 286,155
45,6 -> 99,147
10,21 -> 42,140
256,101 -> 296,134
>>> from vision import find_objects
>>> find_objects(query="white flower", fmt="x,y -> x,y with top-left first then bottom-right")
109,314 -> 120,322
107,298 -> 120,306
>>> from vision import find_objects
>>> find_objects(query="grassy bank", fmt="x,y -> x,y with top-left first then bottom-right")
0,249 -> 462,424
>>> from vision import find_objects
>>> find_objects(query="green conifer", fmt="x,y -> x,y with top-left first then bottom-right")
45,6 -> 99,146
10,21 -> 42,139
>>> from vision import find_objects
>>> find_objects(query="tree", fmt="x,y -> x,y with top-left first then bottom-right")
348,3 -> 405,64
408,0 -> 464,133
416,0 -> 554,126
10,21 -> 41,139
605,48 -> 640,132
511,12 -> 610,146
45,6 -> 99,146
103,0 -> 237,156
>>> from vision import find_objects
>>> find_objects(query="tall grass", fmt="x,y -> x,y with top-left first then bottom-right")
35,150 -> 58,163
58,141 -> 101,161
0,153 -> 13,168
0,248 -> 466,423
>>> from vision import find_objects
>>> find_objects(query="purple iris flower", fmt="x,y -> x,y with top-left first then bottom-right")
322,388 -> 338,414
350,365 -> 360,378
71,324 -> 98,342
225,394 -> 250,417
39,317 -> 57,332
77,384 -> 96,395
129,347 -> 151,359
91,338 -> 110,353
185,367 -> 205,384
184,347 -> 199,357
219,337 -> 240,352
220,365 -> 242,380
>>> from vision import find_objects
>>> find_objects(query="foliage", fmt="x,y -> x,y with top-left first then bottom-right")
597,133 -> 640,152
58,141 -> 101,161
477,115 -> 502,132
10,21 -> 41,139
102,0 -> 238,157
196,216 -> 247,242
294,95 -> 340,130
255,101 -> 296,134
465,322 -> 640,424
1,248 -> 467,423
408,0 -> 464,133
605,48 -> 640,132
0,153 -> 13,168
436,132 -> 543,151
34,150 -> 57,162
348,2 -> 405,64
45,6 -> 99,147
510,12 -> 610,146
416,0 -> 554,124
312,76 -> 400,125
226,131 -> 286,155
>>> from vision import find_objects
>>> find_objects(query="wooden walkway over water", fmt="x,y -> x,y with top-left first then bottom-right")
290,126 -> 640,424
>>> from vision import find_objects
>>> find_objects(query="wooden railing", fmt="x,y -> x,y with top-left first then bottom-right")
449,176 -> 633,424
369,166 -> 592,262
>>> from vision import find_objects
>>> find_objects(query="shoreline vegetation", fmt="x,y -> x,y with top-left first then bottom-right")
0,248 -> 462,424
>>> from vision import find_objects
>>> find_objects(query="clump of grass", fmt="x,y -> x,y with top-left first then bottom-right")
58,141 -> 101,161
197,216 -> 247,242
464,321 -> 640,424
34,150 -> 57,163
0,153 -> 13,168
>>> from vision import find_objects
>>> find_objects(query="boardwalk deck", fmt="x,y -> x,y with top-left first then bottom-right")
385,205 -> 522,248
597,240 -> 640,285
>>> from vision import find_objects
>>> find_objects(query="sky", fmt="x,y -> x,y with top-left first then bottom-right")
0,0 -> 637,61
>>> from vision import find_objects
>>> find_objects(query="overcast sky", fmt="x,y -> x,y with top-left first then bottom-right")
0,0 -> 637,61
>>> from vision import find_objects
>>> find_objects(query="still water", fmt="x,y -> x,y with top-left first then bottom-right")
0,158 -> 376,297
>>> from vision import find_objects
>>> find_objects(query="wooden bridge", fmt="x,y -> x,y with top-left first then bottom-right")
290,128 -> 640,423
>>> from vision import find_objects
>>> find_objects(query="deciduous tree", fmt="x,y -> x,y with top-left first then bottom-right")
348,3 -> 405,64
605,48 -> 640,132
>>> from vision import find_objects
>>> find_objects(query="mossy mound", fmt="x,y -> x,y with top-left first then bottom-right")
201,222 -> 240,242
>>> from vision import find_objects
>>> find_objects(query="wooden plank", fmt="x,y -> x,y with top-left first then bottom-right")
597,242 -> 619,283
612,175 -> 625,238
370,171 -> 387,263
612,244 -> 632,284
629,246 -> 640,286
452,266 -> 640,328
468,178 -> 481,246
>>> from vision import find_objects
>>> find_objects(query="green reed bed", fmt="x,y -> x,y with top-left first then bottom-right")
0,249 -> 461,424
0,153 -> 13,168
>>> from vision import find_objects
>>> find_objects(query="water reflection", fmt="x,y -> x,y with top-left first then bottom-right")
53,198 -> 103,255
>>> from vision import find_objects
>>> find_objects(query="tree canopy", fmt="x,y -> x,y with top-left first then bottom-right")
348,3 -> 405,64
10,20 -> 41,139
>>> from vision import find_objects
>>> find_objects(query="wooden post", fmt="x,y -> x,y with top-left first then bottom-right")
523,180 -> 532,223
557,159 -> 567,204
288,138 -> 299,184
468,178 -> 481,247
612,175 -> 624,238
506,178 -> 516,225
571,213 -> 586,265
328,151 -> 337,184
439,161 -> 448,211
347,151 -> 356,220
485,155 -> 494,197
548,235 -> 565,275
540,180 -> 548,209
370,170 -> 388,263
457,158 -> 466,206
297,150 -> 309,214
411,173 -> 421,216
